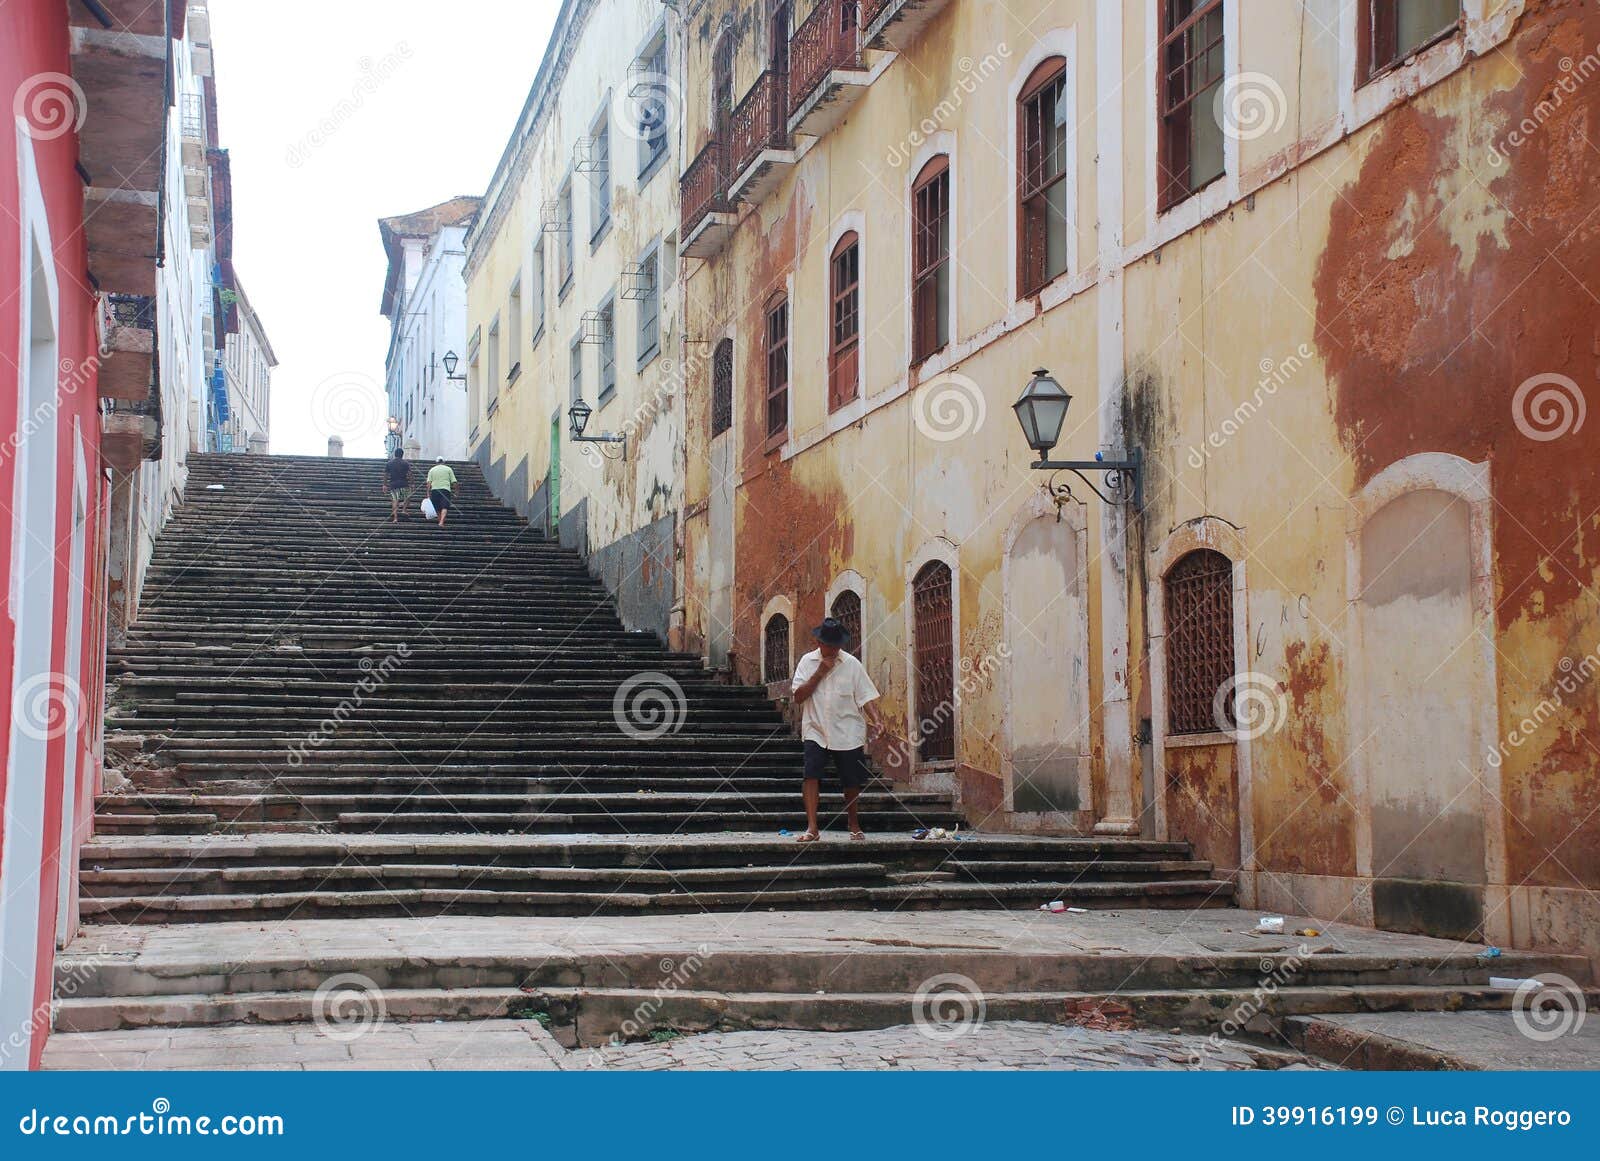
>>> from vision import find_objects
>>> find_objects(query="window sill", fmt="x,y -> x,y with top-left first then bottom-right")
486,397 -> 499,418
558,273 -> 574,303
636,342 -> 660,373
1156,171 -> 1225,221
506,362 -> 521,386
1358,24 -> 1459,90
590,216 -> 612,252
597,386 -> 617,412
1163,729 -> 1236,749
762,430 -> 787,457
637,147 -> 668,189
531,324 -> 545,351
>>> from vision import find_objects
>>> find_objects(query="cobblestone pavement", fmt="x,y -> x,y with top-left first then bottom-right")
43,1019 -> 1329,1071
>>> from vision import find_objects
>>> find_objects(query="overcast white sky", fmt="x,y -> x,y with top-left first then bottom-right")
209,0 -> 560,458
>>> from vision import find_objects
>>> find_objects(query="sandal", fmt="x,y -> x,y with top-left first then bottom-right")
795,830 -> 820,843
850,830 -> 866,841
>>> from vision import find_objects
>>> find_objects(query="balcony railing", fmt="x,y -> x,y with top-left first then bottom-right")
729,70 -> 790,182
860,0 -> 895,27
680,135 -> 730,240
789,0 -> 862,112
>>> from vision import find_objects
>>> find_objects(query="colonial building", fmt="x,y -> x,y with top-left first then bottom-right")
674,0 -> 1599,960
221,279 -> 277,453
1,0 -> 183,1070
378,196 -> 480,461
464,0 -> 683,638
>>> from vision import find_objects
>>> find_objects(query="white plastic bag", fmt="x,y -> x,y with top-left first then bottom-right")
421,496 -> 437,520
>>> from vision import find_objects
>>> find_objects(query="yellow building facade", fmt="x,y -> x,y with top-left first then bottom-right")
674,0 -> 1600,959
466,0 -> 684,637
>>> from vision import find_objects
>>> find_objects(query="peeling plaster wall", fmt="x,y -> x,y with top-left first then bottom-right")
675,0 -> 1598,959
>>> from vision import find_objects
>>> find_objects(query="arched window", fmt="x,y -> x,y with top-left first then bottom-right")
763,613 -> 791,683
1163,549 -> 1234,735
711,337 -> 733,436
764,293 -> 789,440
830,588 -> 862,660
912,560 -> 954,762
829,231 -> 860,409
911,156 -> 950,364
1018,57 -> 1069,295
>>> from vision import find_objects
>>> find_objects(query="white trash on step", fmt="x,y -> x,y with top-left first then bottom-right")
421,496 -> 437,520
205,484 -> 225,491
1255,916 -> 1285,933
1490,977 -> 1537,989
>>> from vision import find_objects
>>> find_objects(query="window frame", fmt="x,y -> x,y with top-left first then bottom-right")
910,155 -> 951,366
1357,0 -> 1461,87
762,613 -> 791,684
763,292 -> 789,447
1017,56 -> 1070,297
828,231 -> 861,411
1156,0 -> 1227,213
530,237 -> 546,349
589,107 -> 612,249
597,293 -> 617,407
636,31 -> 672,184
711,336 -> 733,437
506,275 -> 523,385
557,179 -> 575,300
568,329 -> 584,406
635,242 -> 661,372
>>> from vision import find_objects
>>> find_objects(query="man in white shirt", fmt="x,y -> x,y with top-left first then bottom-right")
790,617 -> 886,842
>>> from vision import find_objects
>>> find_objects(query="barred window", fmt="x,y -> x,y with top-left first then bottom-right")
711,337 -> 733,436
1164,549 -> 1235,735
763,613 -> 791,683
912,561 -> 954,763
830,589 -> 862,661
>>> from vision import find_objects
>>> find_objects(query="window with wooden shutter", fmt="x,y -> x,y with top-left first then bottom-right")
765,294 -> 788,440
711,337 -> 733,436
1164,549 -> 1235,735
912,560 -> 954,763
911,157 -> 950,364
1019,58 -> 1069,296
829,232 -> 860,410
1157,0 -> 1225,212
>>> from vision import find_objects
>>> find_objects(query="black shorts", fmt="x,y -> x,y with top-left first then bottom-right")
429,488 -> 452,511
802,740 -> 870,788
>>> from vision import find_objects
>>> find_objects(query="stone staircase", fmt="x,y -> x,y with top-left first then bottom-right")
89,454 -> 1234,924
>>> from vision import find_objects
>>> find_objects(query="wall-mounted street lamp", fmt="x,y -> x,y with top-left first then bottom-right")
568,399 -> 627,460
1012,367 -> 1143,509
441,350 -> 467,385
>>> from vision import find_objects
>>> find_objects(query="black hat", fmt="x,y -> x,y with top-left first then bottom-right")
812,617 -> 849,647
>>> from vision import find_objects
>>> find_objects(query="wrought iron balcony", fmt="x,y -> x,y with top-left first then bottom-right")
728,69 -> 793,203
679,136 -> 736,258
860,0 -> 952,50
788,0 -> 870,138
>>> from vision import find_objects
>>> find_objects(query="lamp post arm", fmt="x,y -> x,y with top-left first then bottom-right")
1029,447 -> 1143,509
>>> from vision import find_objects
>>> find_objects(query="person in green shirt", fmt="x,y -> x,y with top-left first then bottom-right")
426,458 -> 458,528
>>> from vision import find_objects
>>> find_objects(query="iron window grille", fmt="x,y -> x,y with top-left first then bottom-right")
763,614 -> 791,683
1163,549 -> 1236,735
711,337 -> 734,436
830,589 -> 863,661
912,561 -> 955,763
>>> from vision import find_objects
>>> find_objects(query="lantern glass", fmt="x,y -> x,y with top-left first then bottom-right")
1012,368 -> 1071,456
569,399 -> 591,436
442,350 -> 459,377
